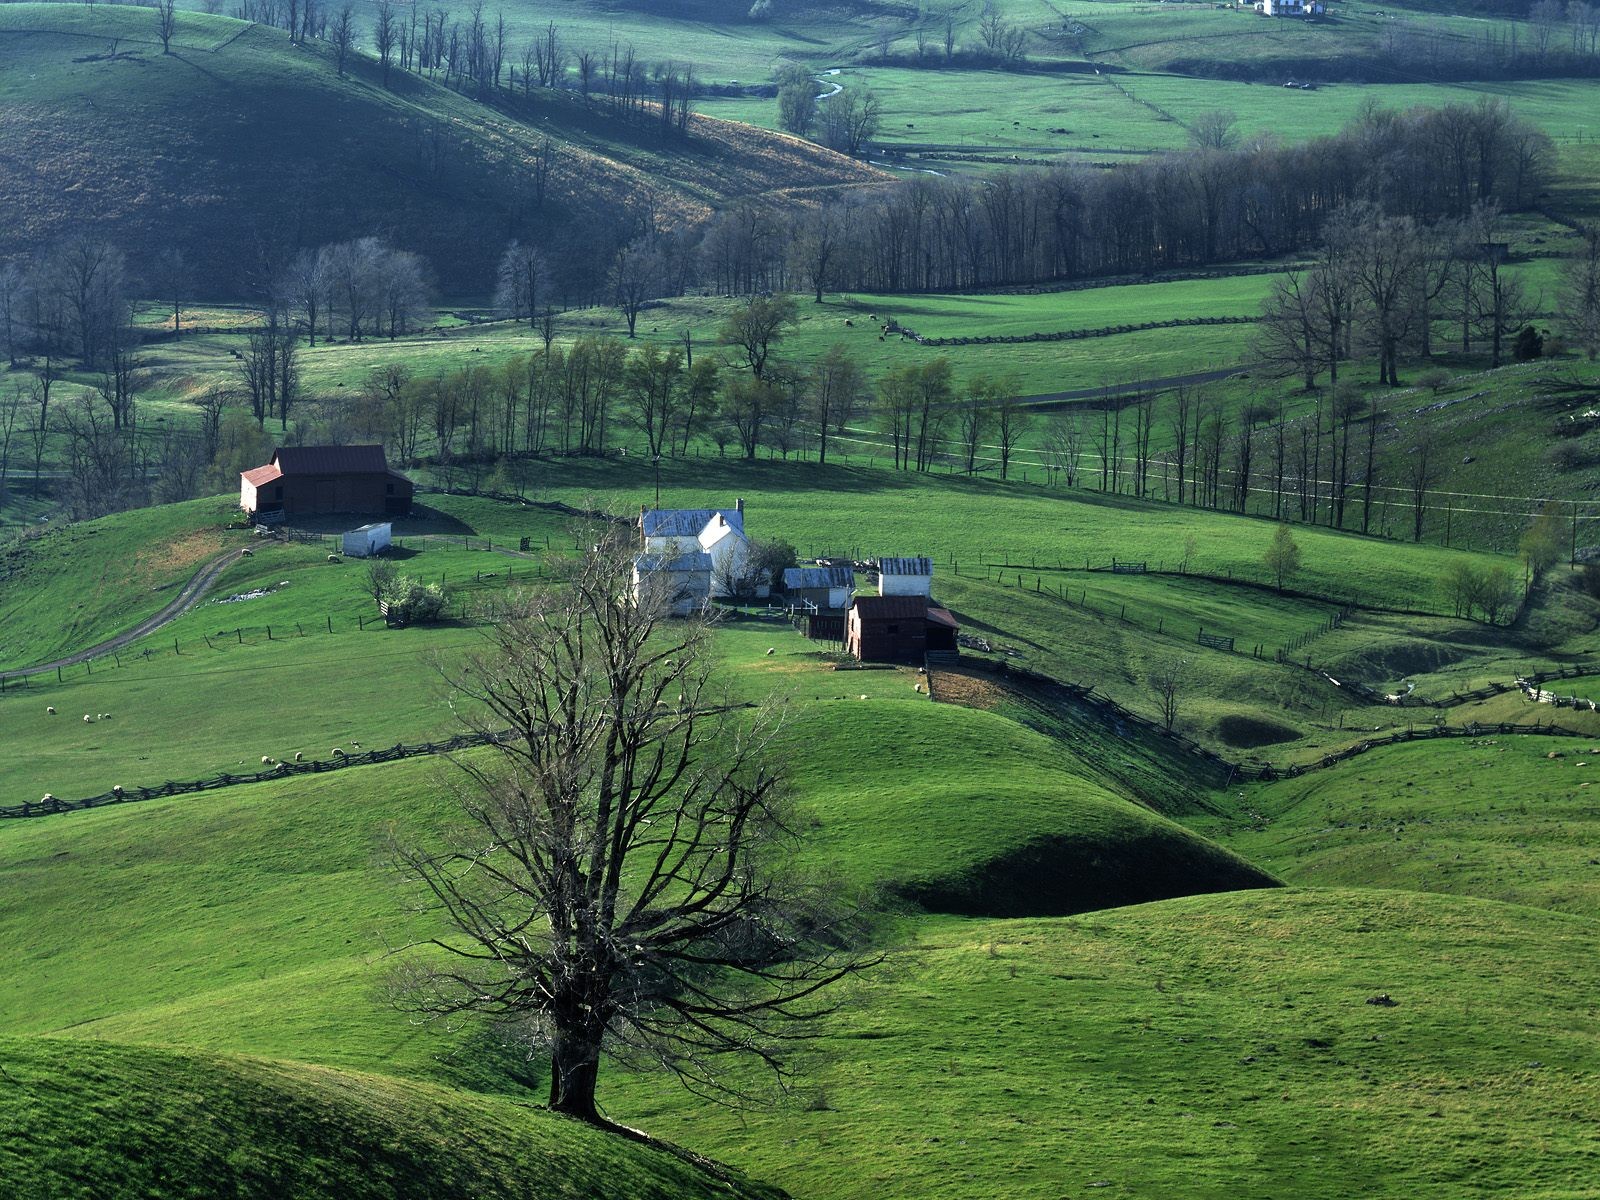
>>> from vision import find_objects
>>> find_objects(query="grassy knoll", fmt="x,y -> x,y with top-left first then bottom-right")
0,1036 -> 781,1200
0,699 -> 1268,1068
1207,735 -> 1600,919
613,889 -> 1600,1200
0,497 -> 242,669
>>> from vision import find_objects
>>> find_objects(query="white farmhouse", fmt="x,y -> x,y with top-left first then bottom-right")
1255,0 -> 1325,15
632,551 -> 714,616
641,500 -> 759,598
877,556 -> 934,598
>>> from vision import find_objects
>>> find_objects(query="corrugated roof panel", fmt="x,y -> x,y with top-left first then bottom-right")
635,552 -> 714,572
273,445 -> 390,475
851,595 -> 929,620
241,465 -> 282,487
879,556 -> 933,576
642,506 -> 745,538
784,566 -> 855,589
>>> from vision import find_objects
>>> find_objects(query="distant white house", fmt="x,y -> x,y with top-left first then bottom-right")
641,500 -> 758,598
341,522 -> 391,558
783,566 -> 855,613
632,551 -> 714,617
1255,0 -> 1325,16
878,556 -> 934,598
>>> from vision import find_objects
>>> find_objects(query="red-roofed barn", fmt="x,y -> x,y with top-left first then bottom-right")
240,446 -> 413,521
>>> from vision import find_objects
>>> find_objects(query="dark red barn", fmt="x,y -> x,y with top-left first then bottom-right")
846,595 -> 959,664
240,445 -> 413,521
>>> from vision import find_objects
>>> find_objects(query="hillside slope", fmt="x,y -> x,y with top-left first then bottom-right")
0,1036 -> 783,1200
0,4 -> 881,294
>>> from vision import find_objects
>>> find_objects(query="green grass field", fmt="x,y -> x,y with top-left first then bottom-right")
0,1037 -> 783,1200
1210,735 -> 1600,919
11,2 -> 1600,1193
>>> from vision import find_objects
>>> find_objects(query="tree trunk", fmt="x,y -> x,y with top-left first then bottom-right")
548,1024 -> 604,1123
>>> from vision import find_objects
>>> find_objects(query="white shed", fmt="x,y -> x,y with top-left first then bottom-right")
878,556 -> 933,597
342,522 -> 392,558
783,566 -> 855,612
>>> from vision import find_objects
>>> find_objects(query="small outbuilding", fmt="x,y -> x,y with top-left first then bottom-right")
341,522 -> 392,558
783,565 -> 855,613
846,595 -> 960,664
633,551 -> 713,617
878,556 -> 934,598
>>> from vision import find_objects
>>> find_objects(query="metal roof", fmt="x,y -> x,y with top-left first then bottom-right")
879,556 -> 933,576
641,507 -> 745,539
635,552 -> 713,572
784,566 -> 855,589
272,445 -> 391,475
927,606 -> 960,629
851,595 -> 930,620
241,464 -> 283,487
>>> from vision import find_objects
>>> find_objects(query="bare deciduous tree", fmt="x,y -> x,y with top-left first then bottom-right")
156,0 -> 176,53
392,537 -> 877,1123
1149,659 -> 1188,733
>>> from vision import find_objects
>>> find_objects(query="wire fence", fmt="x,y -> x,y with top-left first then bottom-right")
955,657 -> 1595,786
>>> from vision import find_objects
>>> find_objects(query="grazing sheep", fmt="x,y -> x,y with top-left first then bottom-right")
40,793 -> 56,804
241,548 -> 254,557
111,785 -> 124,798
293,751 -> 303,762
46,706 -> 55,715
332,748 -> 346,758
844,318 -> 854,327
351,741 -> 362,748
765,648 -> 775,656
261,756 -> 274,765
858,694 -> 868,701
327,554 -> 341,563
83,714 -> 93,723
99,714 -> 108,720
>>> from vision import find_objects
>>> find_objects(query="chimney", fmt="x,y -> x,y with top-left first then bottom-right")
736,497 -> 744,513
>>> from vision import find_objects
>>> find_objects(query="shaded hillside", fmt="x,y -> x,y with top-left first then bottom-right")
0,1037 -> 784,1200
0,4 -> 882,294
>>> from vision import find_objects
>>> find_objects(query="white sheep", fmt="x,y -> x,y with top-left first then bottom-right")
293,751 -> 303,762
46,706 -> 55,715
241,548 -> 254,557
111,785 -> 124,798
858,694 -> 868,701
332,748 -> 346,758
766,648 -> 775,656
261,756 -> 274,765
83,714 -> 92,723
40,793 -> 56,804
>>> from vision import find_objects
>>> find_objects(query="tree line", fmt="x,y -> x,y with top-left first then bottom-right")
694,98 -> 1554,296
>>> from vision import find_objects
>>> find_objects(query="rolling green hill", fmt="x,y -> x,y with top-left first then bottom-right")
1211,734 -> 1600,918
0,1037 -> 783,1200
0,4 -> 880,294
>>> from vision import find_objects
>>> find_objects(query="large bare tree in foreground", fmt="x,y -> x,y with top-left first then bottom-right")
394,534 -> 876,1126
